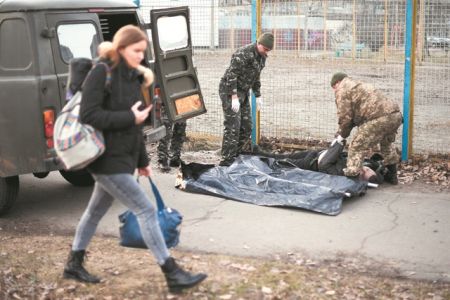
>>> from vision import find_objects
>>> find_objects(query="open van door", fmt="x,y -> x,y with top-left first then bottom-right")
150,6 -> 206,123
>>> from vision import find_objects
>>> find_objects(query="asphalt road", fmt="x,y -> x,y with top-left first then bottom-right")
4,170 -> 450,282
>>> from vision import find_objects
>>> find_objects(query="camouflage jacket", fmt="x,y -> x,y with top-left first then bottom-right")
220,43 -> 265,97
334,77 -> 401,138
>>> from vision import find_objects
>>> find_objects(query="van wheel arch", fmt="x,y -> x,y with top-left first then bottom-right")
59,169 -> 94,187
0,176 -> 19,216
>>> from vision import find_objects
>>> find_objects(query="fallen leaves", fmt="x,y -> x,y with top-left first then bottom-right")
1,236 -> 450,300
399,155 -> 450,188
229,263 -> 256,272
261,286 -> 272,294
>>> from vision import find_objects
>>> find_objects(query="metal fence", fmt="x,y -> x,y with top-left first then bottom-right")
140,0 -> 450,155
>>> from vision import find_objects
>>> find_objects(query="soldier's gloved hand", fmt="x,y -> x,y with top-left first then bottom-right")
331,135 -> 344,146
256,97 -> 263,111
231,95 -> 240,112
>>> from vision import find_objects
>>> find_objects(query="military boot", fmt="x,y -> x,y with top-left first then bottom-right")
169,157 -> 182,168
218,159 -> 234,167
63,250 -> 100,283
384,164 -> 398,185
158,159 -> 171,172
161,257 -> 207,293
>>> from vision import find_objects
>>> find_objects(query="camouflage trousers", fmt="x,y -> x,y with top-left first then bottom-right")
344,112 -> 403,176
220,89 -> 252,163
157,106 -> 187,162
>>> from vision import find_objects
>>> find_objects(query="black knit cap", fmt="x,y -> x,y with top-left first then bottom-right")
330,72 -> 348,87
257,33 -> 274,50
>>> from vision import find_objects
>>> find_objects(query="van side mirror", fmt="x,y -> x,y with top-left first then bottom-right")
41,27 -> 55,38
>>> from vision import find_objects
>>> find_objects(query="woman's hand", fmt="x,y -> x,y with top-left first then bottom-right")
131,101 -> 152,124
138,165 -> 153,177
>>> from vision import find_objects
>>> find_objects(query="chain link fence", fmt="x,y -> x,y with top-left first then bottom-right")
140,0 -> 450,155
415,0 -> 450,155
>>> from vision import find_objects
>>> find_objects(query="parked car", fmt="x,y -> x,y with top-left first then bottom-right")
0,0 -> 206,215
427,36 -> 450,48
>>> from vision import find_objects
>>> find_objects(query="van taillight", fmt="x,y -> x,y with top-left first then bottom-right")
43,109 -> 54,149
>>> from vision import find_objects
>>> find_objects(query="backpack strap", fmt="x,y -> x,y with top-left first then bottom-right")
77,60 -> 112,95
94,61 -> 112,88
66,57 -> 93,100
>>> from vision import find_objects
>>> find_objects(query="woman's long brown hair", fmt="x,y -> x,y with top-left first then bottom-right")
104,25 -> 148,67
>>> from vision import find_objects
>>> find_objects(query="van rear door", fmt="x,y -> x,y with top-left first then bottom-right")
46,13 -> 101,106
150,6 -> 207,123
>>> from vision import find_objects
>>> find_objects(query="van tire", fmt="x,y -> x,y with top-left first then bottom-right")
0,176 -> 19,216
60,169 -> 94,187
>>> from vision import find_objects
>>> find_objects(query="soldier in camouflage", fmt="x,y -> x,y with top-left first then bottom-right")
331,72 -> 403,184
157,104 -> 187,172
218,33 -> 274,166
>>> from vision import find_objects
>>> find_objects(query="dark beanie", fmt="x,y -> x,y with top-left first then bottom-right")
257,33 -> 274,50
330,72 -> 348,87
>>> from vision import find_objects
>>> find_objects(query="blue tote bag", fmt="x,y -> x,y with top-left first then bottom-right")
118,177 -> 182,249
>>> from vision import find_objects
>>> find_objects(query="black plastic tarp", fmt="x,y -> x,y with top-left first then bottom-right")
177,155 -> 368,216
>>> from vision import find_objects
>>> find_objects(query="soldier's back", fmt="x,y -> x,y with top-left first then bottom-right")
351,80 -> 400,124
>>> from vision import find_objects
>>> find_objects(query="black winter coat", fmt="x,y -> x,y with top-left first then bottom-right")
80,58 -> 149,174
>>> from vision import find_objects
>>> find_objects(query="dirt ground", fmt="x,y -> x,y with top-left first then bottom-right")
1,223 -> 450,300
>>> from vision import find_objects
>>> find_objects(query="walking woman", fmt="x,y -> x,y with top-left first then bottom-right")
63,25 -> 207,293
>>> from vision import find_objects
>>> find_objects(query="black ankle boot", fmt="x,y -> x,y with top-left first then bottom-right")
63,250 -> 100,283
161,257 -> 207,293
384,164 -> 398,185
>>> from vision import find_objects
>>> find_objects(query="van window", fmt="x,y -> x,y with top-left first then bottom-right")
157,15 -> 188,51
56,23 -> 98,63
0,18 -> 32,70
